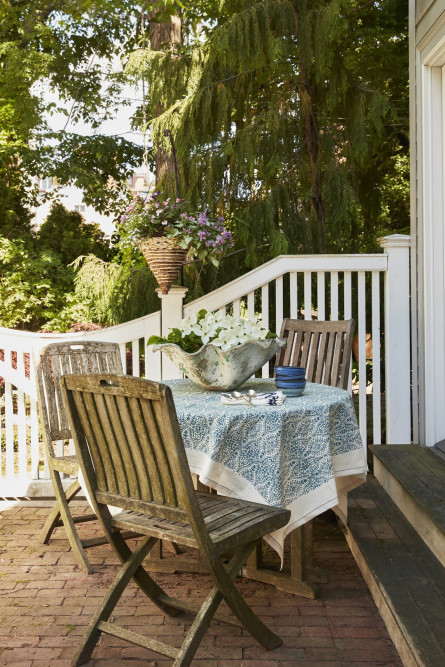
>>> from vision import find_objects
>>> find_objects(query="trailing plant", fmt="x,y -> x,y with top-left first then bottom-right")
118,191 -> 233,266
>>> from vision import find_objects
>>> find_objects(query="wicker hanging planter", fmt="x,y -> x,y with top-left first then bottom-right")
139,236 -> 187,294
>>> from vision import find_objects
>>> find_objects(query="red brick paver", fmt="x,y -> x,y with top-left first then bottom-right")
0,500 -> 402,665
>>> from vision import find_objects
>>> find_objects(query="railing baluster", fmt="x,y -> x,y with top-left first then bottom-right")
119,343 -> 127,373
331,271 -> 339,320
372,271 -> 382,445
261,284 -> 270,378
132,339 -> 139,377
233,298 -> 240,318
275,277 -> 283,334
247,291 -> 255,320
290,272 -> 298,318
304,272 -> 312,320
317,272 -> 325,320
358,271 -> 367,449
5,381 -> 14,478
344,271 -> 352,319
17,389 -> 27,477
30,398 -> 40,479
344,271 -> 353,391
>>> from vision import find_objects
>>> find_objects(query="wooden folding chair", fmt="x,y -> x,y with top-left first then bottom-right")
244,318 -> 356,597
60,373 -> 290,666
275,318 -> 356,391
35,341 -> 125,573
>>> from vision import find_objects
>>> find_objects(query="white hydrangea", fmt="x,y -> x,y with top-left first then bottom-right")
179,310 -> 271,351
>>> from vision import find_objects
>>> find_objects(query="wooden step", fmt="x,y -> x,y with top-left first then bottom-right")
344,476 -> 445,667
369,444 -> 445,568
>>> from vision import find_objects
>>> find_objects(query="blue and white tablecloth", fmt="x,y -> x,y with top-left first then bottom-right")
166,378 -> 368,563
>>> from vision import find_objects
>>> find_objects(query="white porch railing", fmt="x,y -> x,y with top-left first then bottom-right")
0,234 -> 411,496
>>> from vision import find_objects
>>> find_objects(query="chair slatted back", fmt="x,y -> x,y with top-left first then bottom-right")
36,342 -> 123,449
275,319 -> 355,390
61,374 -> 202,528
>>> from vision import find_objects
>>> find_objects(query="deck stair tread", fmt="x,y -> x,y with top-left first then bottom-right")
347,476 -> 445,667
369,444 -> 445,537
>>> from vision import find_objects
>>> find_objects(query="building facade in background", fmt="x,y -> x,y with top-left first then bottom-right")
32,172 -> 151,237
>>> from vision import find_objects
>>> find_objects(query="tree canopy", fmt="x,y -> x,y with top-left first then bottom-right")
127,0 -> 409,262
0,0 -> 145,227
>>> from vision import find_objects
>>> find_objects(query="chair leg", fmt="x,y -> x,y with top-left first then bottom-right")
43,470 -> 93,574
38,478 -> 83,544
72,536 -> 281,667
213,544 -> 282,650
72,536 -> 157,666
105,529 -> 183,618
174,542 -> 281,667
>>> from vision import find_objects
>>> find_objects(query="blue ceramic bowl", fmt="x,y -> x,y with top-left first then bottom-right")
275,378 -> 306,397
274,367 -> 306,397
275,365 -> 306,378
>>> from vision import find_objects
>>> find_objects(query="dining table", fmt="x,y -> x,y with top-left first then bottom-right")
160,377 -> 368,597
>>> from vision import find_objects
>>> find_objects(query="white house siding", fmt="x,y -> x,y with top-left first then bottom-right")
31,173 -> 150,237
411,0 -> 445,446
32,183 -> 116,236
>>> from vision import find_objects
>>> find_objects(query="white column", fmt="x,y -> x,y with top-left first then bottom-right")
156,286 -> 188,380
379,234 -> 412,444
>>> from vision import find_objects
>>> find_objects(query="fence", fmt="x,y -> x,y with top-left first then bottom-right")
0,234 -> 411,496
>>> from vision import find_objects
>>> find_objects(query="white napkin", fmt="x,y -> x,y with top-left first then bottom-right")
221,391 -> 285,406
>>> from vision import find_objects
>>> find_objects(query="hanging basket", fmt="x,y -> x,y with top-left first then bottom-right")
139,236 -> 187,294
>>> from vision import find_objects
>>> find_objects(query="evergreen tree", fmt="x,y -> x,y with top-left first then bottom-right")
126,0 -> 408,262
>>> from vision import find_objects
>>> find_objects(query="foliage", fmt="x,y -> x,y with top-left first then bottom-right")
0,203 -> 113,331
0,0 -> 145,223
118,190 -> 234,266
0,235 -> 70,330
72,254 -> 160,326
126,0 -> 409,264
147,308 -> 277,353
38,203 -> 112,264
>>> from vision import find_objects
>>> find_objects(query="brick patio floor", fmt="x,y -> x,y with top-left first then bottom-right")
0,500 -> 402,666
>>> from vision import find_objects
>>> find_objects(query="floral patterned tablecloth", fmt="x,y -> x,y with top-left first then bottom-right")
166,378 -> 368,562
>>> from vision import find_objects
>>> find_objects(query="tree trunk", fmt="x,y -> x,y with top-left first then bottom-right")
148,9 -> 182,186
293,3 -> 326,253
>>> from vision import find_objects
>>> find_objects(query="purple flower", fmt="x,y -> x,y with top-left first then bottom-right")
120,215 -> 127,224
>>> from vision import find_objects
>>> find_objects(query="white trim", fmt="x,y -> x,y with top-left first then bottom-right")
183,254 -> 388,315
416,22 -> 445,445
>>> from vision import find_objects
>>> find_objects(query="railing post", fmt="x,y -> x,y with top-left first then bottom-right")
379,234 -> 412,444
156,286 -> 188,380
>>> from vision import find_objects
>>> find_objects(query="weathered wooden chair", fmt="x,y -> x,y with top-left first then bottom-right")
35,341 -> 125,573
60,373 -> 290,667
244,318 -> 356,597
275,318 -> 356,391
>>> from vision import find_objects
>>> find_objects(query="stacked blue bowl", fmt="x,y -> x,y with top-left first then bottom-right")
274,366 -> 306,397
